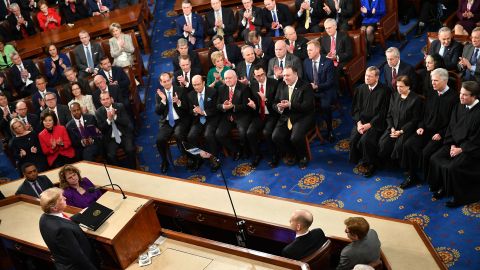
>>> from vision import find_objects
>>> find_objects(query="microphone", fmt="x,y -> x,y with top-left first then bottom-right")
88,184 -> 127,199
99,162 -> 127,199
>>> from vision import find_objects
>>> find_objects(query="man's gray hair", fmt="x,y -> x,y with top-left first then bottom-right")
431,68 -> 449,82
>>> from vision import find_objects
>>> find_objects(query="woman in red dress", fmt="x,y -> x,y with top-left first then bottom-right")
37,1 -> 62,31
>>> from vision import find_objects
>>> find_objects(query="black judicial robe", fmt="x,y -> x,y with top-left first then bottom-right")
379,91 -> 422,160
428,102 -> 480,204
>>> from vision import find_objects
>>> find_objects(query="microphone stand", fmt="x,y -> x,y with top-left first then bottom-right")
103,162 -> 127,199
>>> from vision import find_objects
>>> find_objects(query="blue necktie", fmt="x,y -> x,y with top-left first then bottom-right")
85,46 -> 94,68
246,64 -> 251,80
272,11 -> 280,37
199,93 -> 206,124
167,91 -> 175,127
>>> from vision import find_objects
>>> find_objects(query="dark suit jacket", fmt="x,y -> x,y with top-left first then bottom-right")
87,0 -> 114,14
384,61 -> 417,92
247,36 -> 275,61
39,214 -> 98,269
59,0 -> 89,24
95,102 -> 133,140
205,7 -> 237,38
32,88 -> 59,115
0,103 -> 15,139
98,66 -> 130,96
209,44 -> 243,67
9,59 -> 41,95
286,36 -> 308,60
42,104 -> 72,126
15,176 -> 54,197
267,53 -> 303,79
428,39 -> 463,70
73,42 -> 105,77
295,0 -> 324,26
188,87 -> 219,125
263,3 -> 293,36
303,55 -> 336,104
18,113 -> 42,134
7,11 -> 36,40
0,0 -> 9,20
250,77 -> 279,116
173,68 -> 202,93
282,228 -> 328,260
320,31 -> 353,69
237,6 -> 263,32
154,86 -> 190,124
66,114 -> 99,151
92,85 -> 124,109
274,79 -> 315,124
172,50 -> 202,74
236,58 -> 265,82
324,0 -> 354,29
175,13 -> 205,44
216,83 -> 254,123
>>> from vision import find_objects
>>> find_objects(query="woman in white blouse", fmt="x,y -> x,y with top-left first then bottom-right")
67,83 -> 96,114
109,22 -> 135,67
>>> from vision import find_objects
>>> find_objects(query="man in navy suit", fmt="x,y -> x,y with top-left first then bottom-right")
31,76 -> 59,115
173,55 -> 202,93
205,0 -> 236,43
384,47 -> 417,93
247,30 -> 275,62
175,0 -> 204,50
98,56 -> 130,97
428,27 -> 463,71
67,102 -> 102,162
73,30 -> 105,78
304,40 -> 336,141
87,0 -> 114,16
15,163 -> 54,198
210,35 -> 242,69
9,52 -> 41,97
263,0 -> 293,37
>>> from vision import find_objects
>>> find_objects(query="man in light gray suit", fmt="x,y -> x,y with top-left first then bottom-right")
267,40 -> 302,80
73,30 -> 105,78
337,217 -> 381,270
459,27 -> 480,82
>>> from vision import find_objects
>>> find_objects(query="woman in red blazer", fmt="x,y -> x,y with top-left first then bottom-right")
39,111 -> 75,169
37,1 -> 62,32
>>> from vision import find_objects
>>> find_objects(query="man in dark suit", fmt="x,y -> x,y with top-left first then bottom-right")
247,30 -> 275,62
349,67 -> 389,177
236,45 -> 264,85
272,65 -> 315,168
215,70 -> 254,161
173,55 -> 202,93
267,40 -> 303,80
155,72 -> 191,173
87,0 -> 114,15
175,0 -> 204,50
92,75 -> 126,109
322,0 -> 354,31
31,76 -> 59,115
304,40 -> 336,141
458,27 -> 480,82
9,52 -> 40,97
95,91 -> 136,169
98,57 -> 130,96
39,187 -> 98,270
284,26 -> 308,61
247,65 -> 279,167
295,0 -> 324,34
66,102 -> 102,162
187,75 -> 220,172
428,27 -> 463,71
0,92 -> 15,140
210,35 -> 242,69
205,0 -> 236,44
172,38 -> 202,73
384,47 -> 417,93
320,18 -> 352,71
59,0 -> 89,24
282,209 -> 327,260
15,163 -> 53,198
7,3 -> 36,40
237,0 -> 263,41
73,30 -> 105,78
263,0 -> 293,37
42,92 -> 72,126
0,0 -> 9,21
63,67 -> 93,101
15,100 -> 41,133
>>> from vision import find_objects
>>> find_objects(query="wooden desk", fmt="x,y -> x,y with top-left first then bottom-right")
0,161 -> 447,270
14,4 -> 150,59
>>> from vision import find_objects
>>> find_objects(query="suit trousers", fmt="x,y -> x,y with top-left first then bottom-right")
272,116 -> 314,159
349,127 -> 382,165
246,114 -> 277,157
187,120 -> 218,156
156,119 -> 190,161
215,117 -> 250,155
105,135 -> 136,169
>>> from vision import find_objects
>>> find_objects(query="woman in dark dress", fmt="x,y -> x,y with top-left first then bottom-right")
454,0 -> 480,35
44,44 -> 71,86
419,54 -> 445,96
9,118 -> 48,173
378,76 -> 423,164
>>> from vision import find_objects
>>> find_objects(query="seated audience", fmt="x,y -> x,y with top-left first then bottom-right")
350,67 -> 389,177
173,55 -> 201,92
0,38 -> 15,70
95,91 -> 136,169
337,217 -> 381,270
73,30 -> 105,78
98,56 -> 130,95
418,54 -> 445,96
284,26 -> 308,61
7,3 -> 36,40
378,76 -> 422,168
205,0 -> 236,44
63,67 -> 93,101
210,35 -> 242,69
66,102 -> 102,162
15,100 -> 42,133
206,51 -> 231,89
37,1 -> 62,31
263,0 -> 293,37
0,92 -> 14,140
92,74 -> 128,109
272,65 -> 314,168
32,76 -> 60,115
10,52 -> 41,97
322,0 -> 354,31
236,45 -> 264,84
237,0 -> 263,41
59,164 -> 102,208
68,83 -> 96,114
282,209 -> 327,260
43,92 -> 72,126
175,0 -> 204,50
109,23 -> 135,68
320,18 -> 353,71
459,27 -> 480,81
38,110 -> 75,168
59,0 -> 89,24
427,81 -> 480,207
88,0 -> 113,16
172,38 -> 202,73
384,47 -> 417,94
359,0 -> 385,51
295,0 -> 323,34
247,30 -> 275,62
267,40 -> 303,80
454,0 -> 480,36
9,119 -> 48,173
15,163 -> 53,197
45,44 -> 71,86
428,27 -> 463,71
0,73 -> 14,100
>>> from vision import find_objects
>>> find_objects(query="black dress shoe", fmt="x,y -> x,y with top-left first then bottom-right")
432,189 -> 445,199
161,161 -> 169,173
270,155 -> 279,168
399,175 -> 417,189
251,155 -> 262,168
363,164 -> 376,177
285,156 -> 296,166
233,152 -> 241,161
210,158 -> 220,172
298,157 -> 308,169
445,200 -> 462,208
327,132 -> 336,143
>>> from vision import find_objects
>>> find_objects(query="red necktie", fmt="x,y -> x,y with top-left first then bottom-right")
392,68 -> 397,89
62,213 -> 71,220
248,10 -> 255,31
18,16 -> 28,38
70,2 -> 76,13
229,87 -> 234,101
290,41 -> 294,51
223,49 -> 230,65
259,84 -> 265,120
330,36 -> 338,66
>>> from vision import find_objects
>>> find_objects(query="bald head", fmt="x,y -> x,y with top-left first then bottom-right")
289,209 -> 314,233
192,75 -> 204,93
275,40 -> 287,59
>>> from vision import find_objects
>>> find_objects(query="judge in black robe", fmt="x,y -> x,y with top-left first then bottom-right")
349,67 -> 389,177
378,76 -> 422,164
427,81 -> 480,207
